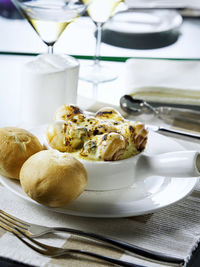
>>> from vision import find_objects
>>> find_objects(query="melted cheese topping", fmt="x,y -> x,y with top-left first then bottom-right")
46,105 -> 148,161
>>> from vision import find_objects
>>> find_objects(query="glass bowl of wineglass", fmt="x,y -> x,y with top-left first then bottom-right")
80,0 -> 124,84
11,0 -> 87,54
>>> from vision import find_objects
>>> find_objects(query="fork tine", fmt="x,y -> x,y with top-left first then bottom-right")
0,214 -> 28,231
0,220 -> 13,232
0,219 -> 54,255
0,221 -> 47,255
0,221 -> 61,257
0,216 -> 29,236
2,218 -> 58,254
0,210 -> 29,227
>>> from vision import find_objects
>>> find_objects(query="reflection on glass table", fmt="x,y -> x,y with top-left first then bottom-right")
0,15 -> 200,59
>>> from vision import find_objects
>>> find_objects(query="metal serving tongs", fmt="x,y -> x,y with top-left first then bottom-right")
120,95 -> 200,140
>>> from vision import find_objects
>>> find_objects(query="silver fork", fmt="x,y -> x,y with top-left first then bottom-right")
0,218 -> 142,267
0,209 -> 184,266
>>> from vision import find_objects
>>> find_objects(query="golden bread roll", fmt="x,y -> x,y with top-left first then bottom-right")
0,127 -> 43,179
20,149 -> 87,207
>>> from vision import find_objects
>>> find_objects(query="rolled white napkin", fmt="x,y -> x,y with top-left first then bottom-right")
124,58 -> 200,106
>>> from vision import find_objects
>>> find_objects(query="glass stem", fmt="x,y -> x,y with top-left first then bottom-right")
48,45 -> 54,54
94,22 -> 103,67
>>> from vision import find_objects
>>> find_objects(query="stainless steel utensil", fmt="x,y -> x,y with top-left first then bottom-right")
120,95 -> 200,125
120,95 -> 200,139
0,209 -> 184,266
147,124 -> 200,140
0,217 -> 137,267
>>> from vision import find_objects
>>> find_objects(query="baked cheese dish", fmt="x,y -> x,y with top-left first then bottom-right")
46,105 -> 148,161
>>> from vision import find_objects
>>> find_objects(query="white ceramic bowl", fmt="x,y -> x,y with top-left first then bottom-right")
80,154 -> 140,191
43,127 -> 200,191
81,151 -> 200,191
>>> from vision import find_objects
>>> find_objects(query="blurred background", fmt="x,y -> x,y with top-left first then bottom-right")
0,0 -> 200,58
0,0 -> 200,128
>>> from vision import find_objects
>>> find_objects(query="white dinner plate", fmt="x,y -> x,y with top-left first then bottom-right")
0,126 -> 198,218
105,10 -> 183,34
102,10 -> 182,49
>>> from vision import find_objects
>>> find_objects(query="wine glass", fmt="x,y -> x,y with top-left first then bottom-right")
11,0 -> 87,54
80,0 -> 124,84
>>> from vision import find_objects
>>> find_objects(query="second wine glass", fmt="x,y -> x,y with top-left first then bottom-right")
80,0 -> 124,84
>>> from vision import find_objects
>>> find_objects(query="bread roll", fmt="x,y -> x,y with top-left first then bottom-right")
20,149 -> 88,207
0,127 -> 43,179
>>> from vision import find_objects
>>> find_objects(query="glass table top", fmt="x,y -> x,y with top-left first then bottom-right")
0,15 -> 200,58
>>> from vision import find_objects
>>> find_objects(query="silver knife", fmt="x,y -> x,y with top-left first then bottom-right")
147,124 -> 200,140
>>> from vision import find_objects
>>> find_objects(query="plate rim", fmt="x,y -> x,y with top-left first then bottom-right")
105,9 -> 183,35
0,175 -> 198,218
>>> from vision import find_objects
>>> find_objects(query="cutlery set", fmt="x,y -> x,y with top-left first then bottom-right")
120,95 -> 200,140
0,209 -> 184,266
